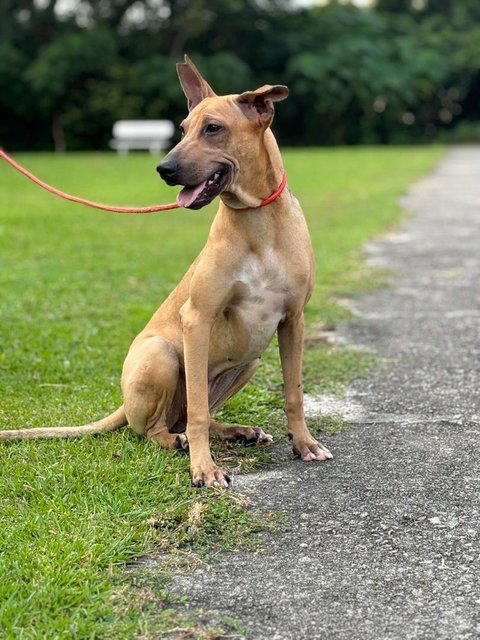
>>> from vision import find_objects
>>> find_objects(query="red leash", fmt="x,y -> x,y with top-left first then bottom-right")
0,148 -> 287,213
0,148 -> 179,214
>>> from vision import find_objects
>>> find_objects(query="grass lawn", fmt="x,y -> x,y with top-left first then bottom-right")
0,147 -> 441,638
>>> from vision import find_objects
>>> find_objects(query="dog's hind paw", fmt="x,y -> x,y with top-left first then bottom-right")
246,427 -> 273,446
175,434 -> 189,452
210,420 -> 273,446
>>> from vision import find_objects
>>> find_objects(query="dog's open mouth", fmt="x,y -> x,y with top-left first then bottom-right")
176,167 -> 230,210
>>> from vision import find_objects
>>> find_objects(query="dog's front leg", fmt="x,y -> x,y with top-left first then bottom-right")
181,301 -> 231,488
278,313 -> 333,462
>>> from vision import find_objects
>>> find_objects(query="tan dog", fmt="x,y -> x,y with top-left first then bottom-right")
0,56 -> 332,487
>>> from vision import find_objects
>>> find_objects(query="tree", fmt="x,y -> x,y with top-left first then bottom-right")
0,0 -> 479,149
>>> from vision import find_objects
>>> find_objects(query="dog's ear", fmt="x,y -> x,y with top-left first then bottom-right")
176,55 -> 217,111
236,85 -> 289,127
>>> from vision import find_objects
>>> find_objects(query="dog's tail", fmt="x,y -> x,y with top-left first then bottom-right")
0,405 -> 128,441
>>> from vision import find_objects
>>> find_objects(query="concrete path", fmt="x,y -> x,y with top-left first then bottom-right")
171,148 -> 480,639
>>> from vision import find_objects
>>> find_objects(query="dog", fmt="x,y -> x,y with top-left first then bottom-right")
0,56 -> 332,487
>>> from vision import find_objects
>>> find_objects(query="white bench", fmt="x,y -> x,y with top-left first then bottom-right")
110,120 -> 175,155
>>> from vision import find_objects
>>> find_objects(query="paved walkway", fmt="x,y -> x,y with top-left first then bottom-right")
171,148 -> 480,639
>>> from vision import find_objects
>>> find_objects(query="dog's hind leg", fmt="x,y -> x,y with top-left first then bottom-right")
208,360 -> 273,446
121,336 -> 188,450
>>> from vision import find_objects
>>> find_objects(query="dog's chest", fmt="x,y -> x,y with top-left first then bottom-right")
230,250 -> 290,356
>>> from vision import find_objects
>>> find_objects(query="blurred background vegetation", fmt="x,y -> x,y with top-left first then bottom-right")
1,0 -> 480,151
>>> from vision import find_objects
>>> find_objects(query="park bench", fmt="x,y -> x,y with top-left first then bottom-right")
110,120 -> 175,155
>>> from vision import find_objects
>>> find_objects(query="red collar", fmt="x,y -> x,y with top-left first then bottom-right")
234,172 -> 287,210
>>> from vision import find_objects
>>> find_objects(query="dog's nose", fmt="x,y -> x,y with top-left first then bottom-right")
156,157 -> 180,185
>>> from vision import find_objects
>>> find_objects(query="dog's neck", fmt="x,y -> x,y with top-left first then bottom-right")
220,129 -> 285,210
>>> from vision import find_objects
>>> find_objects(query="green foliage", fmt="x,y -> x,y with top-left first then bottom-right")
284,5 -> 448,144
0,1 -> 479,149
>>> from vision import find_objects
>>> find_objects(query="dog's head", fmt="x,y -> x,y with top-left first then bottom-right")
156,55 -> 288,210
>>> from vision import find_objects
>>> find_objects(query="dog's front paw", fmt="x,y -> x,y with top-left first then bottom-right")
292,437 -> 333,462
191,462 -> 232,489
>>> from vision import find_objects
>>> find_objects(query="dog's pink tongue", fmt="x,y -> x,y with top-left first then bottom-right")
176,180 -> 207,207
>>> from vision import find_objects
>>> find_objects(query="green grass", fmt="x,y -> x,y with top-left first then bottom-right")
0,147 -> 441,638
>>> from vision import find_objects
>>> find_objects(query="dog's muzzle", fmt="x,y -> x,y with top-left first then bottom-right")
156,159 -> 231,210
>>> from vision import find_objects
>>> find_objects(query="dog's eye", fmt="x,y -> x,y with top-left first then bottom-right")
179,125 -> 185,138
204,123 -> 222,135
